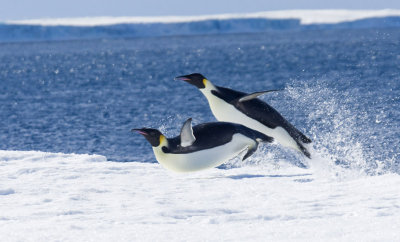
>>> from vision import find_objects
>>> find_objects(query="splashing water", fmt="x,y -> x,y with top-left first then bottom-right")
284,79 -> 398,176
221,78 -> 399,178
154,77 -> 399,178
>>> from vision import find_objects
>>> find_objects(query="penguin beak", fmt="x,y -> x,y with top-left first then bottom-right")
131,128 -> 148,136
174,75 -> 191,81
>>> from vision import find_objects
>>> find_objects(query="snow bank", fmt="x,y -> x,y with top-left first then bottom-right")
1,150 -> 399,241
5,9 -> 400,26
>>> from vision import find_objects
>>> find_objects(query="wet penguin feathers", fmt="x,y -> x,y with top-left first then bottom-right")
176,73 -> 312,159
166,119 -> 273,155
213,86 -> 312,158
214,86 -> 311,144
133,119 -> 274,172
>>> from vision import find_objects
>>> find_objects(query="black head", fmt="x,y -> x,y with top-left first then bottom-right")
175,73 -> 207,89
132,128 -> 165,147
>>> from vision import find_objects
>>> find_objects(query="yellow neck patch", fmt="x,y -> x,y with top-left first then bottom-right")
159,135 -> 166,146
203,79 -> 208,87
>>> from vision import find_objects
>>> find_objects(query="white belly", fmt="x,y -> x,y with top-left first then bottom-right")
205,93 -> 300,152
152,134 -> 255,172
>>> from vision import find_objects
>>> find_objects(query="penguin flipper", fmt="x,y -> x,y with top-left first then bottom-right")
180,118 -> 196,147
242,142 -> 259,161
238,89 -> 282,102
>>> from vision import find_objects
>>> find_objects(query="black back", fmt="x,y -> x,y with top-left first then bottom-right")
164,122 -> 272,154
212,85 -> 312,145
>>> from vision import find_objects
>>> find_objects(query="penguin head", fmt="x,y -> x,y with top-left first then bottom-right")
132,128 -> 166,147
175,73 -> 207,89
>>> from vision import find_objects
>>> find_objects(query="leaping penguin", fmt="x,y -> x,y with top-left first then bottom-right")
132,118 -> 273,172
175,73 -> 312,158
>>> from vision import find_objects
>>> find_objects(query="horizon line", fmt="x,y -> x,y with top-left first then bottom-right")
3,9 -> 400,26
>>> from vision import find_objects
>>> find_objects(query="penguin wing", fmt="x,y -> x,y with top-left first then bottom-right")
180,118 -> 196,147
238,89 -> 282,102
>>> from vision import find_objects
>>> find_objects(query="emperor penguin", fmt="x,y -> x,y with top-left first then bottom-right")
132,118 -> 273,172
175,73 -> 312,158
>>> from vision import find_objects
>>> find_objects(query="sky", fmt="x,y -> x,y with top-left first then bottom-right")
1,0 -> 400,21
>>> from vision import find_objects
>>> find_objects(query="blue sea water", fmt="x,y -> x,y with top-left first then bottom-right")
0,28 -> 399,174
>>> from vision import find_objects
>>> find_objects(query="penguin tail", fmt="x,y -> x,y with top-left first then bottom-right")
283,121 -> 312,144
254,131 -> 274,144
300,134 -> 312,144
297,141 -> 311,159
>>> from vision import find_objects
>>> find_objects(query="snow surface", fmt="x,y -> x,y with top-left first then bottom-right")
1,150 -> 399,241
5,9 -> 400,26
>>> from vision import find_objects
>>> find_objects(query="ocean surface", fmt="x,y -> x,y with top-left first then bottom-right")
0,28 -> 399,174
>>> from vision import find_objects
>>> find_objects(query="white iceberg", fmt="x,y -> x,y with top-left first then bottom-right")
4,9 -> 400,26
